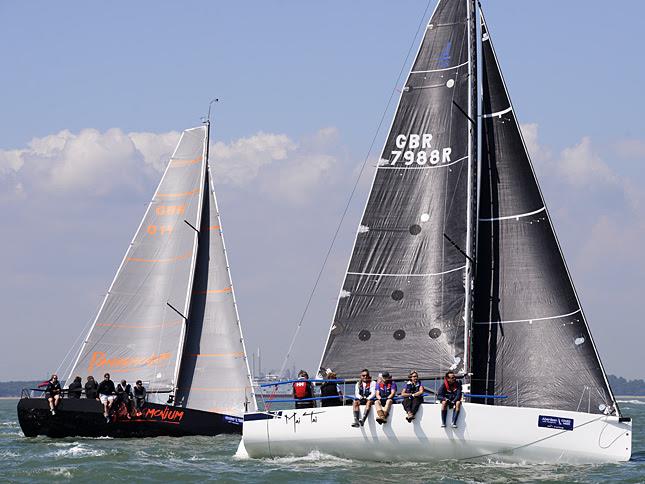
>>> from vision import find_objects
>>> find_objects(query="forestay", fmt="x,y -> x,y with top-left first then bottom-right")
176,166 -> 257,415
471,14 -> 616,414
66,127 -> 207,397
320,0 -> 474,380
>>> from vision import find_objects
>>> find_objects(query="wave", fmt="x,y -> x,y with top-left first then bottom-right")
617,399 -> 645,405
47,444 -> 107,458
266,450 -> 354,467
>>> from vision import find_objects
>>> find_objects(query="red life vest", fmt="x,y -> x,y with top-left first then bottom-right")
444,378 -> 458,392
293,381 -> 310,399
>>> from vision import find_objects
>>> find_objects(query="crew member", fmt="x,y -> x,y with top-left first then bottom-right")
67,376 -> 82,399
97,373 -> 117,422
133,380 -> 146,414
292,370 -> 315,409
352,369 -> 375,427
85,376 -> 98,400
320,370 -> 343,407
44,374 -> 62,415
437,371 -> 462,428
375,371 -> 397,424
401,371 -> 424,422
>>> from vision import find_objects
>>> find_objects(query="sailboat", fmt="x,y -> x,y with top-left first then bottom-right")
241,0 -> 632,463
18,120 -> 257,438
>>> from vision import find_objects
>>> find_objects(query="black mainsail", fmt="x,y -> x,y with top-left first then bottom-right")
320,0 -> 476,380
470,12 -> 616,414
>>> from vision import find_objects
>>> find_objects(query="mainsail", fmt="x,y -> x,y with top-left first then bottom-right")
66,127 -> 207,400
320,0 -> 476,380
176,164 -> 257,415
470,12 -> 616,414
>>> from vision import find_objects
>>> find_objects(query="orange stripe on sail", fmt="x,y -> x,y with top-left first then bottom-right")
156,188 -> 199,199
127,250 -> 192,263
170,155 -> 203,167
188,352 -> 244,358
193,287 -> 232,295
96,320 -> 183,330
200,225 -> 220,231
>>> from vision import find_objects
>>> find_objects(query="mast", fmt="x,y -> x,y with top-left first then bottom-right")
463,0 -> 478,377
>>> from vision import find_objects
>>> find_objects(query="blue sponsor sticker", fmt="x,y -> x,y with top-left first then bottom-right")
538,415 -> 574,431
224,415 -> 243,426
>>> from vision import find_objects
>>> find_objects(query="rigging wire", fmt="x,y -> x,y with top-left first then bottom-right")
278,0 -> 435,377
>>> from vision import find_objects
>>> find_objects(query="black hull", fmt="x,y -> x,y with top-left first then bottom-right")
17,397 -> 242,438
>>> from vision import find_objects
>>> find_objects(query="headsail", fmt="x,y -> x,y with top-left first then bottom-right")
471,11 -> 617,414
176,160 -> 257,415
320,0 -> 475,380
66,127 -> 207,399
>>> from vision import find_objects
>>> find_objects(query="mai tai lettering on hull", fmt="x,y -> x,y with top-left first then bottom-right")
144,406 -> 184,423
87,351 -> 172,372
391,133 -> 452,166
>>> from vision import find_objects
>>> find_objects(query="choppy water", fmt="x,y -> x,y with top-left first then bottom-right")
1,399 -> 643,482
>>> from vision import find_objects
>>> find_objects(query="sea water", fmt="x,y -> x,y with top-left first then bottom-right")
0,399 -> 643,483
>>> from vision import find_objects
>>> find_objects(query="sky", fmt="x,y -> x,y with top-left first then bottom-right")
1,0 -> 644,382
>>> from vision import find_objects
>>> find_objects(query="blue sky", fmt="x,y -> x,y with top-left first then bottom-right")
1,0 -> 644,381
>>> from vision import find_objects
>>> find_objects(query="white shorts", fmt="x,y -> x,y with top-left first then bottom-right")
99,394 -> 116,405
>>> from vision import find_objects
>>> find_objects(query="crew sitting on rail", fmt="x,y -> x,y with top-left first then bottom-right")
133,380 -> 146,414
375,371 -> 397,425
116,379 -> 134,418
97,373 -> 117,422
44,374 -> 62,415
67,376 -> 83,399
438,370 -> 462,428
293,370 -> 315,409
401,370 -> 425,422
85,376 -> 98,400
320,370 -> 343,407
352,369 -> 376,427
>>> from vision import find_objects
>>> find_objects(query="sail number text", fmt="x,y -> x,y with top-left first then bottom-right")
390,134 -> 452,166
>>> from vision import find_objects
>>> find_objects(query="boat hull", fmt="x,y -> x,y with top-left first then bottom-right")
17,397 -> 242,438
242,402 -> 632,463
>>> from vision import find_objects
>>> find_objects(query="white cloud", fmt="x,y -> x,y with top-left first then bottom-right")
558,137 -> 616,188
0,127 -> 342,204
210,132 -> 296,185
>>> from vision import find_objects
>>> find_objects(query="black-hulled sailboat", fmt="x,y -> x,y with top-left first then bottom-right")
242,0 -> 632,463
18,121 -> 257,438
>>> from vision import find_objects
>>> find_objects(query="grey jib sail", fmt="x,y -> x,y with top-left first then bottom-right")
320,0 -> 474,380
470,12 -> 616,414
175,165 -> 256,415
66,127 -> 207,400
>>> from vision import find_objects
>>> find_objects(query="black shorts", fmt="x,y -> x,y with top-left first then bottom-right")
357,398 -> 368,405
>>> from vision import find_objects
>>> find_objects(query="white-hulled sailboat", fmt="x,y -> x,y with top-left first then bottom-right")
241,0 -> 632,463
18,119 -> 257,437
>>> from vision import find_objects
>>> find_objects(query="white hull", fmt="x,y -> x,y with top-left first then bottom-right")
242,402 -> 632,463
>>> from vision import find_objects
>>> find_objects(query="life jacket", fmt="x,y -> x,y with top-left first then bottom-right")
358,381 -> 372,398
405,380 -> 421,395
377,382 -> 394,398
293,380 -> 311,399
444,378 -> 458,393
